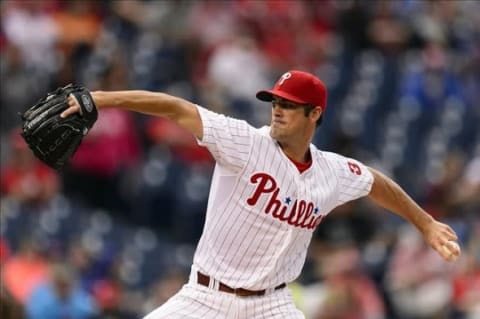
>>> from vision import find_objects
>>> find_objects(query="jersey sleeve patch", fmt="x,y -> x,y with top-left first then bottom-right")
323,152 -> 374,206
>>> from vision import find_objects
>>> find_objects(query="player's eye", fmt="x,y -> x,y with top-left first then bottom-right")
272,99 -> 298,110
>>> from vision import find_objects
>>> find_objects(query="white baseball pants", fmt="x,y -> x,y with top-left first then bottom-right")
143,271 -> 305,319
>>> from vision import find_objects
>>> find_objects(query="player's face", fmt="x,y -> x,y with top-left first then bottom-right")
269,97 -> 315,142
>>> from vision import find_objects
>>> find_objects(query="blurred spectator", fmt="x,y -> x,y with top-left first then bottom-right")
1,238 -> 50,304
63,53 -> 141,217
315,201 -> 379,247
0,42 -> 52,134
25,262 -> 99,319
187,1 -> 237,50
451,222 -> 480,319
452,257 -> 480,319
67,241 -> 112,293
145,117 -> 212,166
402,41 -> 465,114
337,0 -> 370,52
302,244 -> 385,319
320,246 -> 385,319
207,34 -> 269,102
50,0 -> 102,86
1,0 -> 59,72
367,1 -> 410,55
66,238 -> 128,319
91,278 -> 131,319
53,0 -> 101,61
423,151 -> 480,231
246,0 -> 310,70
185,0 -> 244,85
385,225 -> 454,319
409,0 -> 464,49
206,33 -> 271,125
1,128 -> 60,205
423,152 -> 466,219
449,155 -> 480,212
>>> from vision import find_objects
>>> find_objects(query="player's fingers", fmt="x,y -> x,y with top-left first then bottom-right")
60,106 -> 79,118
436,235 -> 448,247
445,241 -> 461,256
61,95 -> 81,118
436,243 -> 452,261
446,232 -> 458,242
445,225 -> 458,241
434,223 -> 457,243
437,240 -> 461,262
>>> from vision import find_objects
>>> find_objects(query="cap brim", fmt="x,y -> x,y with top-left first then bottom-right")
256,89 -> 308,105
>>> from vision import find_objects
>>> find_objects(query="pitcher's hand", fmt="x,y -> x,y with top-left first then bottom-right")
422,220 -> 460,261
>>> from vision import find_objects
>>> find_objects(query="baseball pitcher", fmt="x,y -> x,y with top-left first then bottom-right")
30,70 -> 460,318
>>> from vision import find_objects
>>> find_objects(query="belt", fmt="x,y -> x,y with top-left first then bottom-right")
197,271 -> 286,297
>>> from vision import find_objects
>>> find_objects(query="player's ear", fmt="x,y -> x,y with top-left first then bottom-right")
310,107 -> 322,123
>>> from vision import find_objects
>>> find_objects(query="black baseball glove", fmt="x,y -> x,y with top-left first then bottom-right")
20,84 -> 98,170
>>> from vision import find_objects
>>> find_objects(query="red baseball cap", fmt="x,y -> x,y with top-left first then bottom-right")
256,70 -> 327,110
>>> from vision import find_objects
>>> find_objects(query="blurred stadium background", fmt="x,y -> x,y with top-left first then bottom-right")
0,0 -> 479,318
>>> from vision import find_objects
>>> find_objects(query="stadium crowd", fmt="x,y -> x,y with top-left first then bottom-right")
1,1 -> 479,319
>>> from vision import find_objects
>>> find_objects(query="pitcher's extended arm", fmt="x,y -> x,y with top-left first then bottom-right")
62,90 -> 203,139
368,167 -> 460,261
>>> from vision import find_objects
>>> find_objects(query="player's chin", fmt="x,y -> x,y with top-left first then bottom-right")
270,131 -> 290,145
270,128 -> 284,140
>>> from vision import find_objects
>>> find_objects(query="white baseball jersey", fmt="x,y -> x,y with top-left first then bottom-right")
193,105 -> 374,290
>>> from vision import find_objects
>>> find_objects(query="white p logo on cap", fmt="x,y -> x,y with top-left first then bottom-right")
278,72 -> 292,86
